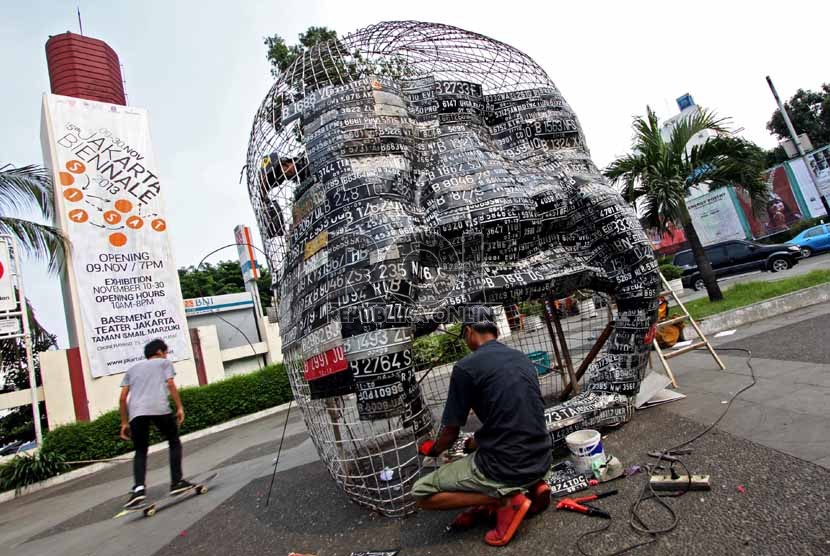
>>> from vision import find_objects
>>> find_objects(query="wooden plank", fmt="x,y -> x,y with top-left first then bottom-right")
663,341 -> 708,359
656,315 -> 687,327
547,303 -> 579,397
560,320 -> 615,401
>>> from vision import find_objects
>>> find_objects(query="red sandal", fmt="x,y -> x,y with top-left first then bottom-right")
448,504 -> 497,530
527,481 -> 551,516
484,493 -> 531,546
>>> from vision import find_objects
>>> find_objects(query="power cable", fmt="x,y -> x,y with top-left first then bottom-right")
576,347 -> 757,556
192,242 -> 274,361
265,400 -> 293,507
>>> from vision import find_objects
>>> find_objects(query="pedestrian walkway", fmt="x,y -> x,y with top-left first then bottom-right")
0,409 -> 316,556
662,300 -> 830,468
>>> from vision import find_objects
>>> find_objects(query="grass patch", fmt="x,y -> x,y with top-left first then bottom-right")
682,270 -> 830,320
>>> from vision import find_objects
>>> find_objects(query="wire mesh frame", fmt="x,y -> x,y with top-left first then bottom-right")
246,20 -> 569,268
244,21 -> 653,517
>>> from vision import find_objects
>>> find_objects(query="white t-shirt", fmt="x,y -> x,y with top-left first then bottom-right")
120,358 -> 175,420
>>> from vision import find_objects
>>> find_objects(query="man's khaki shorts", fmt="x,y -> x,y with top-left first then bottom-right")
411,453 -> 541,500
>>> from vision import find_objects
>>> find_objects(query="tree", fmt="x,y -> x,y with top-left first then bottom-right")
0,301 -> 56,444
766,84 -> 830,149
178,260 -> 273,311
0,164 -> 66,272
264,26 -> 339,77
606,107 -> 768,302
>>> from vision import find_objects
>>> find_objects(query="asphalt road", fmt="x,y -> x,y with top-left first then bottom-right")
3,303 -> 830,555
161,410 -> 830,556
679,250 -> 830,302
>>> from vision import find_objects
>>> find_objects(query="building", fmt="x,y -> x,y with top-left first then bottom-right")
45,32 -> 126,105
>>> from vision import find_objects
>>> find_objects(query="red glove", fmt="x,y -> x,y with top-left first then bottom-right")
418,440 -> 436,457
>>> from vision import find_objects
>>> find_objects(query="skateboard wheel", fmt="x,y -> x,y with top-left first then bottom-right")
144,506 -> 156,517
197,485 -> 208,494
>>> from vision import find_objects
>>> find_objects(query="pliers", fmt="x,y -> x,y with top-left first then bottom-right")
555,489 -> 618,519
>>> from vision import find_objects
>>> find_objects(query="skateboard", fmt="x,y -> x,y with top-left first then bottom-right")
114,473 -> 217,519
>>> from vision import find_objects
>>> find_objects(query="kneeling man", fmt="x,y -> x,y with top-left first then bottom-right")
412,306 -> 552,546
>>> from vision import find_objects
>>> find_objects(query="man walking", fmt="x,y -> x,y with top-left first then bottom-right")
119,339 -> 192,508
412,306 -> 552,546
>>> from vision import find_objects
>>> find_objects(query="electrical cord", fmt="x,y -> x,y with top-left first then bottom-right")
576,347 -> 757,556
265,399 -> 293,507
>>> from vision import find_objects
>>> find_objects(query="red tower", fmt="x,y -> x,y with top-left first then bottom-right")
45,32 -> 126,105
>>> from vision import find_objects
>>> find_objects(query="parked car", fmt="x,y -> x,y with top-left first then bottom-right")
673,239 -> 802,291
787,224 -> 830,258
0,440 -> 23,456
15,441 -> 37,454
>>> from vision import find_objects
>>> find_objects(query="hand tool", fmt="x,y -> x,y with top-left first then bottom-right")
555,489 -> 618,518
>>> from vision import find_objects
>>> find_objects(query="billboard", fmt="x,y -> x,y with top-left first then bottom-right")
0,238 -> 14,311
41,94 -> 191,377
735,165 -> 805,238
788,158 -> 828,218
234,225 -> 259,283
806,146 -> 830,199
686,188 -> 747,246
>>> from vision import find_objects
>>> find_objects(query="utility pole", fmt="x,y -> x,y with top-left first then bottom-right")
766,75 -> 830,214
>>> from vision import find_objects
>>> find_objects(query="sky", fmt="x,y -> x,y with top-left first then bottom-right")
2,0 -> 828,346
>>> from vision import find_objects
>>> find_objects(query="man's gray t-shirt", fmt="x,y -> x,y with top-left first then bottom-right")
120,358 -> 175,420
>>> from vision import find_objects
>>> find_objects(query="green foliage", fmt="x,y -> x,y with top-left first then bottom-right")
659,264 -> 684,280
605,106 -> 768,301
0,300 -> 57,445
413,324 -> 470,369
519,300 -> 544,316
766,84 -> 830,148
0,164 -> 67,273
264,27 -> 339,78
758,217 -> 824,245
684,270 -> 830,320
0,451 -> 69,494
177,260 -> 272,311
765,146 -> 788,167
32,365 -> 290,476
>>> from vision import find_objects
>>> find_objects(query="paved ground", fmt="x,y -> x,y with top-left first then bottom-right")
679,250 -> 829,302
662,300 -> 830,469
2,302 -> 830,555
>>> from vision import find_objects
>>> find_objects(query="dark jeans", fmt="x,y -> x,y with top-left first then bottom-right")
130,414 -> 182,489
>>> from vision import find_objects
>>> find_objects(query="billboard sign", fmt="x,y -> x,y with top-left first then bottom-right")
183,292 -> 254,316
788,158 -> 827,218
0,239 -> 14,311
687,188 -> 746,246
234,225 -> 259,283
41,94 -> 191,377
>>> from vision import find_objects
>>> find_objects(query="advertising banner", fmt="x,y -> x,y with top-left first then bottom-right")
41,94 -> 191,377
0,239 -> 14,311
788,158 -> 828,218
686,188 -> 746,246
735,165 -> 804,238
234,225 -> 259,283
806,146 -> 830,199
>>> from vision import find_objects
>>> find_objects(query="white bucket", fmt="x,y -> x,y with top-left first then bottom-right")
565,429 -> 604,474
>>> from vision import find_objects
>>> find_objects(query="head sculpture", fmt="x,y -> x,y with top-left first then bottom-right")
246,21 -> 659,517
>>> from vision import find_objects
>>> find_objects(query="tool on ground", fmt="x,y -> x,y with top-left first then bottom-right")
650,474 -> 711,491
555,489 -> 618,518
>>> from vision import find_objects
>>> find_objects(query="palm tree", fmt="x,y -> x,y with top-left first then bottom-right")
605,108 -> 768,302
0,164 -> 66,272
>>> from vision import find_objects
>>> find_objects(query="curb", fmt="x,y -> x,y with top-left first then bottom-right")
693,282 -> 830,336
0,400 -> 294,504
